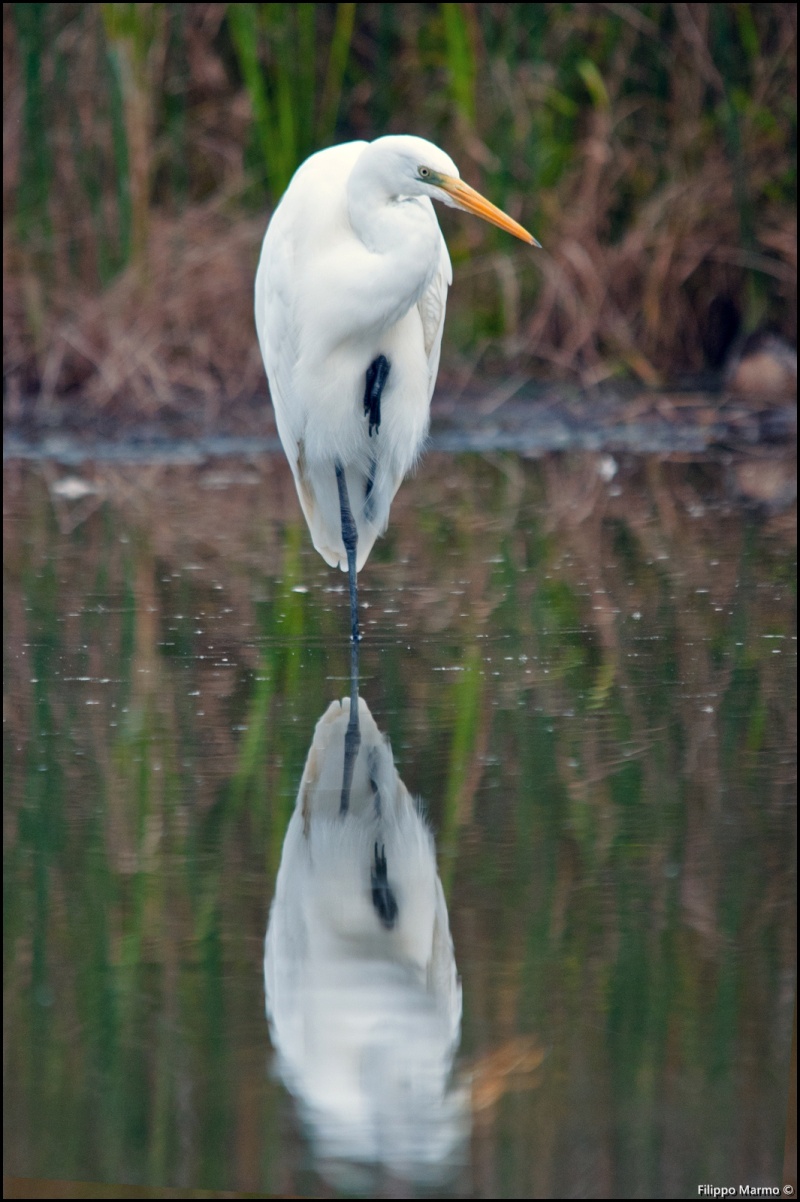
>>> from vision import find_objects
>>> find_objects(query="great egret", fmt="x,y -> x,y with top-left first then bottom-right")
255,135 -> 538,640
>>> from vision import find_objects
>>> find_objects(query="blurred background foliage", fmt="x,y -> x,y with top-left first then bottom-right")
3,3 -> 797,418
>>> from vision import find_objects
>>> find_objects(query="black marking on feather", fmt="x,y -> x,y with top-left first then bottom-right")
371,842 -> 398,929
364,354 -> 390,437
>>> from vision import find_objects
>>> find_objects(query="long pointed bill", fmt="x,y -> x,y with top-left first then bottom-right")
439,175 -> 540,246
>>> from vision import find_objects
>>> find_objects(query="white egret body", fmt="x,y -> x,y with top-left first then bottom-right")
255,135 -> 537,637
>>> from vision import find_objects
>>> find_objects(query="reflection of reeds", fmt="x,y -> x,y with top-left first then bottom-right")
3,451 -> 795,1193
3,5 -> 796,414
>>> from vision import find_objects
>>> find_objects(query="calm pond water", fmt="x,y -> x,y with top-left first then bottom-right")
3,448 -> 796,1199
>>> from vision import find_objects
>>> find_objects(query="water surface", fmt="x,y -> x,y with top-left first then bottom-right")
4,449 -> 796,1198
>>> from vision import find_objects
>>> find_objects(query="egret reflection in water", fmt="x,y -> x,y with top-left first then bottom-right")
264,687 -> 466,1185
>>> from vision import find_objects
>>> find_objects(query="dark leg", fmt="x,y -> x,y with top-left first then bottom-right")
336,461 -> 362,813
335,461 -> 360,645
364,456 -> 377,522
364,354 -> 390,437
367,747 -> 382,817
371,842 -> 398,929
339,636 -> 361,814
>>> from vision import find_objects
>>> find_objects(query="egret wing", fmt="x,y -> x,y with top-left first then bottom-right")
417,230 -> 452,399
255,201 -> 302,467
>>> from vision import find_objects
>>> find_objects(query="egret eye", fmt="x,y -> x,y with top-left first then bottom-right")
418,166 -> 430,178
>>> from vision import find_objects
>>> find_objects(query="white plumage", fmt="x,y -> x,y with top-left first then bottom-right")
255,135 -> 536,589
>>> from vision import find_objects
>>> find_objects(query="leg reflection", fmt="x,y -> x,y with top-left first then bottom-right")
340,636 -> 361,814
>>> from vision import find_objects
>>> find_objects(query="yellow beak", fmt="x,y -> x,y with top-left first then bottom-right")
439,174 -> 540,247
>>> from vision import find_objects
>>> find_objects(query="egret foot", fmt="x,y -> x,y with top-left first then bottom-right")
371,842 -> 398,929
364,457 -> 377,521
364,354 -> 390,437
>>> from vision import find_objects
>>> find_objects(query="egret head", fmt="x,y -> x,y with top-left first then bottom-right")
366,135 -> 539,247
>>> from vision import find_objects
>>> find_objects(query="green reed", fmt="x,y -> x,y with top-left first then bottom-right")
6,2 -> 795,387
228,2 -> 356,199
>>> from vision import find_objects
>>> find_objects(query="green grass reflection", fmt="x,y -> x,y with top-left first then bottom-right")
3,452 -> 795,1196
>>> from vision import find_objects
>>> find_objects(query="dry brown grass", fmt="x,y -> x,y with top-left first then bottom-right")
3,4 -> 797,423
39,203 -> 266,421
